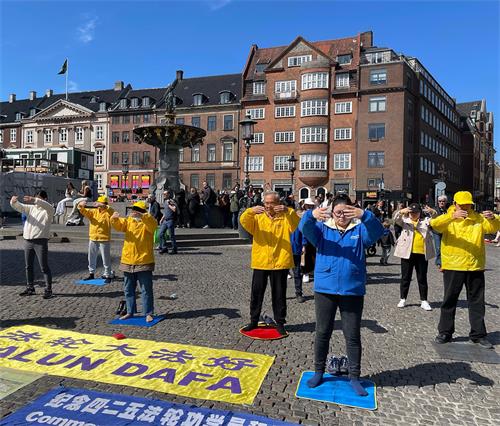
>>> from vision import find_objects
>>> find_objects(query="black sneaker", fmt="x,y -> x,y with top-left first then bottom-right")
326,356 -> 340,375
275,323 -> 287,336
296,294 -> 306,303
159,249 -> 169,254
241,323 -> 258,332
471,337 -> 493,349
83,274 -> 95,281
435,334 -> 452,344
19,287 -> 35,296
43,290 -> 53,299
339,356 -> 349,375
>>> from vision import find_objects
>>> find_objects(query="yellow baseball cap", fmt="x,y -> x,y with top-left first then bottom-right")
453,191 -> 474,205
97,195 -> 108,204
132,200 -> 147,212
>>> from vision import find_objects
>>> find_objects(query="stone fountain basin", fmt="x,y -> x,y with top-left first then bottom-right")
133,123 -> 206,148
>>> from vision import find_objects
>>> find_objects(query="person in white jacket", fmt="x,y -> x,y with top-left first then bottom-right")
10,191 -> 55,298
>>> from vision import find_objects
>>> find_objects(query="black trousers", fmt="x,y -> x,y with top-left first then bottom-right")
438,270 -> 486,339
314,292 -> 364,379
24,238 -> 52,290
400,253 -> 428,300
250,269 -> 288,325
292,254 -> 303,296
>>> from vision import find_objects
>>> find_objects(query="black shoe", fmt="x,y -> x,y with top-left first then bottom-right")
296,294 -> 306,303
43,289 -> 53,299
471,337 -> 493,349
83,274 -> 95,281
241,323 -> 258,332
159,249 -> 169,254
104,278 -> 111,284
19,287 -> 35,296
77,222 -> 85,226
339,356 -> 349,375
276,323 -> 287,336
66,222 -> 76,226
435,334 -> 452,344
168,250 -> 178,255
326,356 -> 340,375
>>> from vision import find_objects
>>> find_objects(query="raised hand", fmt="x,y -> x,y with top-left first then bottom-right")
111,212 -> 120,220
273,205 -> 287,213
343,205 -> 364,220
23,195 -> 34,203
313,207 -> 330,222
252,206 -> 265,214
452,209 -> 468,219
11,195 -> 18,204
79,200 -> 87,208
481,210 -> 494,220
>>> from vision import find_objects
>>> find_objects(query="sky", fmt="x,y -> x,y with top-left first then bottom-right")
1,0 -> 499,159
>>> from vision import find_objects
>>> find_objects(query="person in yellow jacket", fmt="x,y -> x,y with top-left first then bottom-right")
78,195 -> 115,283
239,191 -> 300,336
430,191 -> 500,348
111,201 -> 157,322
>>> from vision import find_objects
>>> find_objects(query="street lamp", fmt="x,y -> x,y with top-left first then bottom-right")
239,114 -> 256,192
288,152 -> 297,195
122,159 -> 129,193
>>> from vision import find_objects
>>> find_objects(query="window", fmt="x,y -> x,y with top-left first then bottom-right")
122,131 -> 130,144
274,131 -> 295,143
207,144 -> 216,162
335,73 -> 349,88
142,97 -> 150,107
220,92 -> 232,104
191,145 -> 200,162
334,128 -> 352,140
207,116 -> 217,131
10,128 -> 17,142
337,54 -> 352,65
111,152 -> 119,165
131,98 -> 139,108
175,117 -> 185,125
244,156 -> 264,172
222,174 -> 232,189
133,114 -> 141,124
370,69 -> 387,85
253,82 -> 266,95
112,132 -> 120,144
26,130 -> 33,144
143,114 -> 150,123
191,116 -> 201,128
111,116 -> 120,124
122,152 -> 129,164
368,178 -> 383,188
275,80 -> 296,95
99,102 -> 107,112
301,99 -> 328,116
246,108 -> 265,120
335,101 -> 352,114
96,125 -> 103,140
122,115 -> 130,124
95,173 -> 102,190
15,112 -> 22,121
274,155 -> 291,171
368,151 -> 385,167
301,127 -> 328,143
190,174 -> 199,189
75,127 -> 84,143
253,132 -> 264,144
119,99 -> 127,109
143,151 -> 150,165
223,114 -> 233,130
369,96 -> 386,112
301,72 -> 329,90
300,187 -> 310,199
59,128 -> 68,143
334,153 -> 351,170
95,148 -> 104,166
368,123 -> 385,140
43,129 -> 52,143
300,154 -> 327,170
206,174 -> 215,189
275,105 -> 296,118
193,94 -> 203,106
288,55 -> 312,67
223,142 -> 233,161
179,148 -> 184,162
30,108 -> 37,117
255,63 -> 267,73
131,151 -> 140,165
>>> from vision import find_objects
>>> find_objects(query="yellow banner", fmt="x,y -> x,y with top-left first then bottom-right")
0,326 -> 274,405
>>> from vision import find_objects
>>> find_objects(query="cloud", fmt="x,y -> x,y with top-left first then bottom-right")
77,16 -> 97,43
68,80 -> 79,92
207,0 -> 232,11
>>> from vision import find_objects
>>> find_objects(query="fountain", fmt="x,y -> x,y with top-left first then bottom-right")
133,71 -> 206,198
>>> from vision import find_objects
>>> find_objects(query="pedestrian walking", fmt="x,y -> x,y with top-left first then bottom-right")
377,220 -> 395,265
239,191 -> 300,336
111,201 -> 157,323
431,191 -> 500,348
432,195 -> 449,271
147,194 -> 162,224
230,189 -> 240,230
299,193 -> 383,396
158,190 -> 178,255
10,191 -> 55,299
393,203 -> 437,310
78,195 -> 115,283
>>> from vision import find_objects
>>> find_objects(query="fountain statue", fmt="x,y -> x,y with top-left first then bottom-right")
133,70 -> 206,198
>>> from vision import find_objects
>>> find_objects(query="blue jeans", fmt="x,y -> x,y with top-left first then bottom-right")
231,211 -> 239,230
159,220 -> 177,251
123,270 -> 154,316
433,233 -> 442,267
292,254 -> 303,296
203,204 -> 211,226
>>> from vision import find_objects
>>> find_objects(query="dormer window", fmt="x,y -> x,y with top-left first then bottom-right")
15,112 -> 23,121
90,96 -> 98,103
337,54 -> 352,65
193,94 -> 204,106
174,96 -> 182,106
99,102 -> 107,112
255,63 -> 267,73
30,108 -> 37,117
119,98 -> 128,109
131,98 -> 139,108
142,97 -> 150,107
220,91 -> 233,104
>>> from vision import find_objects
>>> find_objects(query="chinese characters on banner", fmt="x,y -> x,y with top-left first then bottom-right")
0,387 -> 298,425
0,326 -> 275,405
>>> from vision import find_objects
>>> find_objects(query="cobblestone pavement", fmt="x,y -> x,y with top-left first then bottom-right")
1,238 -> 499,425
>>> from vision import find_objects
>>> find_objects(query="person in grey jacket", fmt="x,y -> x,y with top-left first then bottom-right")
393,203 -> 437,310
10,191 -> 54,298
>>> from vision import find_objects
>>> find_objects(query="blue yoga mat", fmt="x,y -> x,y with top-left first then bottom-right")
296,371 -> 377,410
109,315 -> 166,327
74,278 -> 107,286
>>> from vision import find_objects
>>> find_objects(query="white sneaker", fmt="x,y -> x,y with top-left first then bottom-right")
287,274 -> 292,280
421,301 -> 432,311
397,299 -> 406,308
302,274 -> 310,283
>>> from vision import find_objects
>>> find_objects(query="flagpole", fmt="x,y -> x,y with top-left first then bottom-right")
65,58 -> 68,101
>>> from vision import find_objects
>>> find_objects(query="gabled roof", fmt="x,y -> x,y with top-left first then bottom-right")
31,99 -> 94,121
456,100 -> 483,117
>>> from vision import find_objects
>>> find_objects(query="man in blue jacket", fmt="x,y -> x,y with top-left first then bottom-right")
299,194 -> 383,396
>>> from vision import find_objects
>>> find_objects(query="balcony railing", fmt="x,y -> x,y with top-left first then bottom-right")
274,91 -> 298,102
0,158 -> 71,176
360,50 -> 401,65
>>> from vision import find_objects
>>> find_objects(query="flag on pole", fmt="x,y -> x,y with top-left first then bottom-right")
58,59 -> 68,75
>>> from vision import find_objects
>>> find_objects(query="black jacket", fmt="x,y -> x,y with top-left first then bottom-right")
149,200 -> 162,223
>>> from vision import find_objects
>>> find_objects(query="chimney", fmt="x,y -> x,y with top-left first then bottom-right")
114,81 -> 124,91
46,89 -> 53,97
176,70 -> 184,81
29,91 -> 37,100
9,94 -> 16,103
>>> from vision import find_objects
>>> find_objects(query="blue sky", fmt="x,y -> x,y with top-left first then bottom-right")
1,0 -> 499,159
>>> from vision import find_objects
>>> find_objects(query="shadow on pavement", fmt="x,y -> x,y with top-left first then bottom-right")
452,331 -> 500,345
55,291 -> 124,298
368,362 -> 495,387
0,316 -> 80,329
165,308 -> 241,320
430,300 -> 499,309
287,319 -> 388,334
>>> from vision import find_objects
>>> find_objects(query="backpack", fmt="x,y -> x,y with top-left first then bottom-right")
208,188 -> 217,205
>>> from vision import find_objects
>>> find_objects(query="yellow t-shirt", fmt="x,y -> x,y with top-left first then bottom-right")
411,220 -> 425,254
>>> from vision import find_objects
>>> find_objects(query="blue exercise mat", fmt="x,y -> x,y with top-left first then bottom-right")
109,315 -> 166,327
74,278 -> 107,286
296,371 -> 377,410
